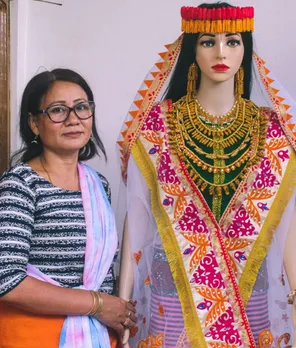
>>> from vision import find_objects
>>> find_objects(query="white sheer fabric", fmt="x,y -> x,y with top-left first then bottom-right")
117,31 -> 296,346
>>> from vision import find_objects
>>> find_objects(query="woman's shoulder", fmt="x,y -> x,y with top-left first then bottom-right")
0,163 -> 37,197
0,163 -> 34,183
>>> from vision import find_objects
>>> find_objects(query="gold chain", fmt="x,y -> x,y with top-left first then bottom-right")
166,96 -> 268,196
39,156 -> 53,184
195,98 -> 238,125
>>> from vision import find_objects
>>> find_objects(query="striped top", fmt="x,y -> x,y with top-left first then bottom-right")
0,163 -> 117,297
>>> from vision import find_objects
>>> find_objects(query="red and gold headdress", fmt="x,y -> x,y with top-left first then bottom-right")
181,6 -> 254,33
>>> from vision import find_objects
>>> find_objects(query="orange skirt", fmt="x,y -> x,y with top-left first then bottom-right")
0,302 -> 119,348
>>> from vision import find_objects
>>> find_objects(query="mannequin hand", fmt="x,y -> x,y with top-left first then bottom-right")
94,293 -> 137,337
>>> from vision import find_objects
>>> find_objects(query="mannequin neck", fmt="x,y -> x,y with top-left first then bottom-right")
196,75 -> 237,116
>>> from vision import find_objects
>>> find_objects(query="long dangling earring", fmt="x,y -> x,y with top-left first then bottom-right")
187,63 -> 198,101
235,66 -> 244,100
31,134 -> 39,145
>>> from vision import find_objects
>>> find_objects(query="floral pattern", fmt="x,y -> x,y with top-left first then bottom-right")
132,105 -> 293,347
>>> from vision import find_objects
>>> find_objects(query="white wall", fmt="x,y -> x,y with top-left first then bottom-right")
10,0 -> 296,208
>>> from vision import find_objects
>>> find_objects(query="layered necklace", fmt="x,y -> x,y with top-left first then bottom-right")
166,96 -> 268,221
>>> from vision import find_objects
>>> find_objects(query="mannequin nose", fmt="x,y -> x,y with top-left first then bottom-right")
216,35 -> 226,59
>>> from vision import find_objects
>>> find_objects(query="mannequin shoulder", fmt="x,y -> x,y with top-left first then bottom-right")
258,106 -> 278,120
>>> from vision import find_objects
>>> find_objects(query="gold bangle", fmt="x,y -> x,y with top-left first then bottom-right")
84,290 -> 97,316
93,292 -> 104,315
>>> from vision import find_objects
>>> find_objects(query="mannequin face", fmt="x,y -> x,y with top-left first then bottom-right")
195,32 -> 244,83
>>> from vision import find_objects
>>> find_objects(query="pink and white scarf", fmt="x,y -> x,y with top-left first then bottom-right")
27,163 -> 118,348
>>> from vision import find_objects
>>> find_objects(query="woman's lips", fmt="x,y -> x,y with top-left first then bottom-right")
212,64 -> 230,72
63,132 -> 83,138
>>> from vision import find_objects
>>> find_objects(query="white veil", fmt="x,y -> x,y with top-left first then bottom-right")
116,31 -> 296,347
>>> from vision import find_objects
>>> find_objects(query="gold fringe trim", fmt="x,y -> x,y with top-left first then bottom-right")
239,150 -> 296,306
131,139 -> 208,348
182,18 -> 254,33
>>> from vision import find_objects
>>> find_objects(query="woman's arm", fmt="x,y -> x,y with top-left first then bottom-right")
0,171 -> 136,336
1,276 -> 136,336
1,276 -> 93,315
284,203 -> 296,346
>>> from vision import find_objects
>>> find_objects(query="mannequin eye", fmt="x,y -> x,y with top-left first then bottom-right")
200,39 -> 215,48
227,39 -> 241,47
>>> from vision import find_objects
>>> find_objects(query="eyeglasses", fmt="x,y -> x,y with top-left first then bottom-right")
37,101 -> 95,123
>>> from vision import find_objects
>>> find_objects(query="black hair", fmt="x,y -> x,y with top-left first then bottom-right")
11,68 -> 107,165
163,2 -> 253,103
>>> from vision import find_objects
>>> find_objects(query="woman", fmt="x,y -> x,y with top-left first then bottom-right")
118,3 -> 296,347
0,69 -> 137,348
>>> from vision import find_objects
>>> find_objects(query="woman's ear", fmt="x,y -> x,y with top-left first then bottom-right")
28,113 -> 39,136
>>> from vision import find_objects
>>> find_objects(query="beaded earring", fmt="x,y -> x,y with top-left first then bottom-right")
235,67 -> 244,99
187,63 -> 198,100
31,134 -> 39,145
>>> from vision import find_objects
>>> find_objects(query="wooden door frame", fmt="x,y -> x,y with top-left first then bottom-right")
0,0 -> 10,174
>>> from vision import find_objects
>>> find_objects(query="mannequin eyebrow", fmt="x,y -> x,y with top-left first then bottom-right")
225,33 -> 240,37
199,33 -> 215,38
199,33 -> 241,39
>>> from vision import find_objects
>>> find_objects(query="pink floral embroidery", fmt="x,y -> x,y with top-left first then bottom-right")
266,112 -> 284,138
191,250 -> 224,289
278,149 -> 289,162
253,157 -> 278,189
177,202 -> 208,233
225,206 -> 255,238
157,149 -> 180,184
207,308 -> 241,345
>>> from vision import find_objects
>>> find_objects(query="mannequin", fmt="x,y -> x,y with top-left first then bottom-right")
118,3 -> 296,347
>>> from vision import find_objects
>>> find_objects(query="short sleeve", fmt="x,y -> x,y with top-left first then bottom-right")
0,171 -> 35,297
97,173 -> 111,204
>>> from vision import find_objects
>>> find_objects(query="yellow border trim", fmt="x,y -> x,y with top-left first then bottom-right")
239,151 -> 296,306
182,18 -> 254,33
132,139 -> 207,348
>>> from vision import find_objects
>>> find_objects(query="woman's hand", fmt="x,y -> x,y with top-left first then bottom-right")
95,293 -> 137,338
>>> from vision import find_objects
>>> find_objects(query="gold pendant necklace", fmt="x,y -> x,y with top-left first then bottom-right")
166,96 -> 268,196
39,156 -> 53,184
195,98 -> 238,125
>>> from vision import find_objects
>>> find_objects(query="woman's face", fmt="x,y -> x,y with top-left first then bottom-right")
195,32 -> 244,83
30,81 -> 93,156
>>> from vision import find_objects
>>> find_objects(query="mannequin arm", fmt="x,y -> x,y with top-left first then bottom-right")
284,204 -> 296,346
119,216 -> 134,346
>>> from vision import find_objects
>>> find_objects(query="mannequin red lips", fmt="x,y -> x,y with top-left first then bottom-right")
211,64 -> 230,71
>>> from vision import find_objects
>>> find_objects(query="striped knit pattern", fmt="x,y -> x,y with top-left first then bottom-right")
0,163 -> 116,297
150,292 -> 184,347
245,259 -> 270,345
246,290 -> 270,345
149,247 -> 185,346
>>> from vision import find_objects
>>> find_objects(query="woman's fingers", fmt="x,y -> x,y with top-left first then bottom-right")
115,323 -> 124,337
121,317 -> 136,328
124,311 -> 137,325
